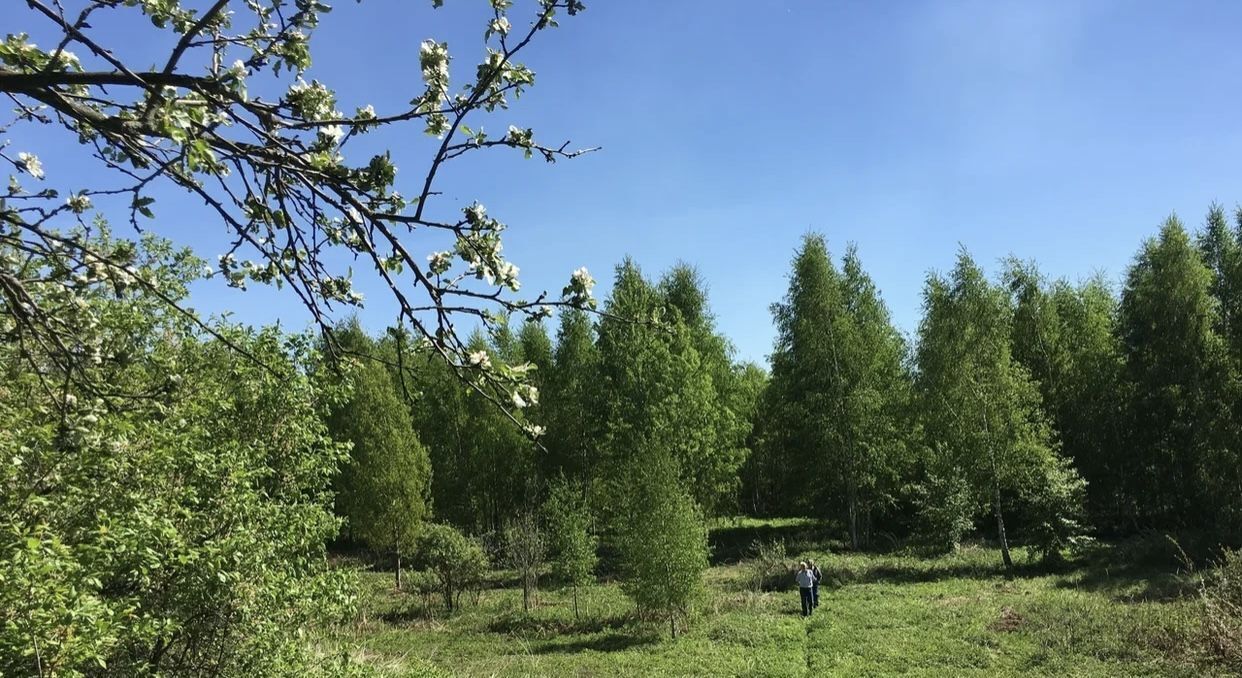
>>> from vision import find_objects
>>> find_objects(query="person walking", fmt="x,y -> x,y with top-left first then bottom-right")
808,559 -> 822,608
795,561 -> 815,617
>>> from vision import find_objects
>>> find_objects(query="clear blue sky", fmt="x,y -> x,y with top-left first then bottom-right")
18,0 -> 1242,363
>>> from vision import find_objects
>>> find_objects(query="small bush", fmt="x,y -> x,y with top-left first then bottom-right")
913,471 -> 975,552
1201,547 -> 1242,669
746,539 -> 793,592
412,523 -> 488,612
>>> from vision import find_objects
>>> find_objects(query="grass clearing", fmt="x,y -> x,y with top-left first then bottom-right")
323,524 -> 1231,677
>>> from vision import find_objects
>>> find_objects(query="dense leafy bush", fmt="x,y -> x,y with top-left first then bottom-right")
413,523 -> 489,612
0,233 -> 353,676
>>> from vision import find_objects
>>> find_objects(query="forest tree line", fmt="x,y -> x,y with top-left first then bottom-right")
8,205 -> 1242,673
332,204 -> 1242,581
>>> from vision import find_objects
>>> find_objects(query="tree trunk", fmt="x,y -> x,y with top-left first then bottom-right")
573,585 -> 580,621
395,552 -> 403,591
847,479 -> 859,551
670,613 -> 677,638
993,481 -> 1013,570
522,574 -> 531,613
979,390 -> 1013,571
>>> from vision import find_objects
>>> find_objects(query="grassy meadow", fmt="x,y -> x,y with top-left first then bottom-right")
323,519 -> 1232,677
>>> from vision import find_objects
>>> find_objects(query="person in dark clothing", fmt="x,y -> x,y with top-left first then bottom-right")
808,559 -> 822,608
795,561 -> 815,617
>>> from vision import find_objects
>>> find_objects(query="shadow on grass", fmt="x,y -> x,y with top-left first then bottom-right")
708,519 -> 835,565
486,613 -> 634,637
1049,541 -> 1199,603
532,632 -> 659,654
847,558 -> 1055,586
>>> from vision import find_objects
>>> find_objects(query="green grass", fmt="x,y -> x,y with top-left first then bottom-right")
322,527 -> 1230,677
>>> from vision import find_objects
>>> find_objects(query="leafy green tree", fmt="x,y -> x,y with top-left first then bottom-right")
329,350 -> 432,590
413,523 -> 489,613
759,235 -> 846,518
659,265 -> 752,517
1198,204 -> 1242,358
503,510 -> 547,613
760,236 -> 910,547
616,453 -> 709,639
545,308 -> 602,483
544,478 -> 598,621
1048,277 -> 1128,523
1119,216 -> 1239,530
402,328 -> 536,533
915,251 -> 1079,568
1,232 -> 352,676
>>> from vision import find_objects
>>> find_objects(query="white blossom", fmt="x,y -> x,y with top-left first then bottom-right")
427,250 -> 452,275
572,266 -> 595,289
17,152 -> 44,179
65,193 -> 91,213
464,202 -> 487,225
489,17 -> 511,36
318,124 -> 344,144
467,350 -> 491,369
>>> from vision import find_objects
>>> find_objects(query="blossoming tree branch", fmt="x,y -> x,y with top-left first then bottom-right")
0,0 -> 595,430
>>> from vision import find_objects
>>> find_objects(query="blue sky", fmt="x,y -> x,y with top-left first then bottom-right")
16,0 -> 1242,363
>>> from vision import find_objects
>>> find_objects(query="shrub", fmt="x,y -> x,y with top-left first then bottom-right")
503,511 -> 547,613
413,524 -> 488,612
1023,456 -> 1092,562
617,478 -> 708,638
544,479 -> 598,620
1201,547 -> 1242,669
746,539 -> 793,592
913,471 -> 975,552
0,234 -> 354,676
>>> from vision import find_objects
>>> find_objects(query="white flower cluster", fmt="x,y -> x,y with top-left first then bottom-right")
317,124 -> 344,145
65,193 -> 91,214
286,78 -> 338,122
488,17 -> 511,37
419,40 -> 450,100
17,152 -> 44,179
427,250 -> 453,275
510,383 -> 539,409
506,125 -> 534,147
468,350 -> 492,369
454,203 -> 521,291
562,266 -> 596,307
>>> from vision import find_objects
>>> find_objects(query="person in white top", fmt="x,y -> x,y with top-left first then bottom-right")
795,561 -> 815,617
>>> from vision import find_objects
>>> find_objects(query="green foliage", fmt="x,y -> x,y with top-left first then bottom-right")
328,337 -> 431,588
913,471 -> 977,552
544,479 -> 598,619
915,250 -> 1085,567
0,232 -> 352,676
1022,456 -> 1093,561
544,309 -> 602,482
1201,548 -> 1242,668
616,456 -> 709,638
413,523 -> 488,612
1120,216 -> 1240,533
502,510 -> 547,613
757,235 -> 911,546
